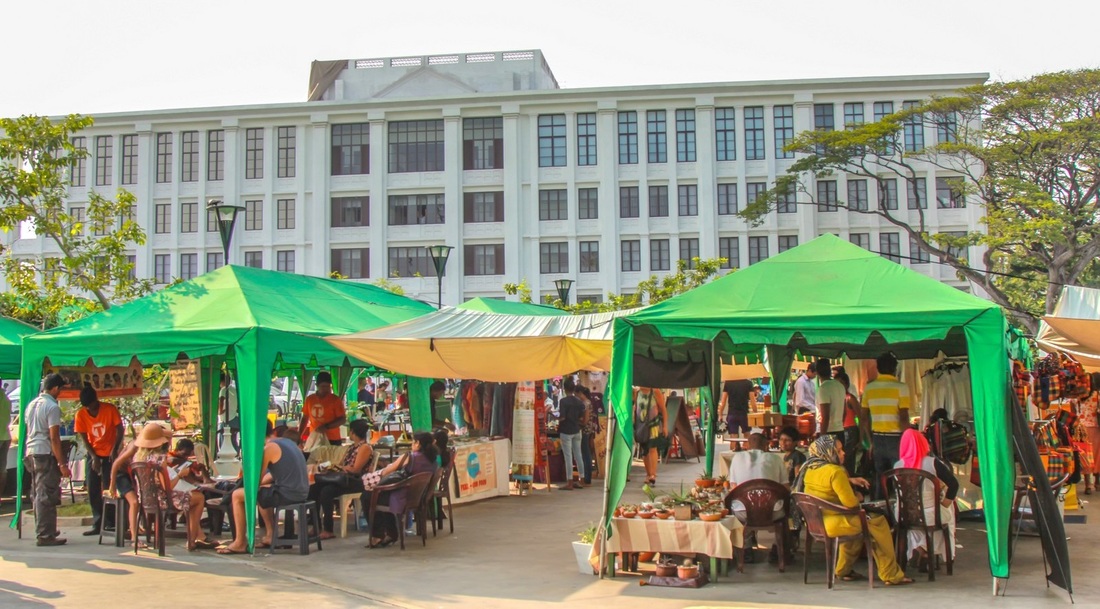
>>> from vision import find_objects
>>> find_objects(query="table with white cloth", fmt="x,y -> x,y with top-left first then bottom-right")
449,437 -> 511,505
601,515 -> 744,579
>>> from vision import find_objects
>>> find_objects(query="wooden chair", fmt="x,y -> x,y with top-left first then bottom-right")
131,461 -> 179,557
791,492 -> 874,590
725,479 -> 791,572
366,472 -> 433,550
431,447 -> 458,536
882,467 -> 954,580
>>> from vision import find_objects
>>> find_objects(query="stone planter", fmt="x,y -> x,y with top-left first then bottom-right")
672,505 -> 692,520
572,541 -> 595,575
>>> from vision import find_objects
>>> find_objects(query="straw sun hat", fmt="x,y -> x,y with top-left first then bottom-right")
134,422 -> 170,449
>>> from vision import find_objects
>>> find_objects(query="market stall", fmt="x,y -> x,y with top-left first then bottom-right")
12,265 -> 435,549
0,316 -> 37,496
605,234 -> 1017,585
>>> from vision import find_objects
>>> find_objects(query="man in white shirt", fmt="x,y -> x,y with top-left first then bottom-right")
23,373 -> 69,546
727,433 -> 786,486
793,367 -> 817,415
814,359 -> 848,437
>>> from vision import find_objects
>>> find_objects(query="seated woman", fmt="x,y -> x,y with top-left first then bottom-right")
795,435 -> 913,586
365,431 -> 438,547
308,419 -> 375,539
778,426 -> 806,486
894,428 -> 958,570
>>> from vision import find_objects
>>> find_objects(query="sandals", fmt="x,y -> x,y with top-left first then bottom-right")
839,571 -> 866,582
193,539 -> 219,550
216,545 -> 248,555
645,477 -> 657,485
367,536 -> 395,548
885,577 -> 916,586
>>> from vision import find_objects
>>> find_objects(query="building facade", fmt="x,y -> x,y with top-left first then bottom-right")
4,50 -> 988,306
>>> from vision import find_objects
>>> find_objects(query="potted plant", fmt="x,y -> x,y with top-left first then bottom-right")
677,558 -> 699,579
663,488 -> 698,521
573,523 -> 598,575
655,556 -> 678,577
695,471 -> 717,488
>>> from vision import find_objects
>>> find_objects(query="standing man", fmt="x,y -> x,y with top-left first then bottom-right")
356,377 -> 375,416
23,373 -> 69,546
862,352 -> 911,498
218,373 -> 241,459
73,385 -> 123,536
0,383 -> 11,508
300,371 -> 346,446
719,378 -> 755,438
814,359 -> 847,439
792,366 -> 817,415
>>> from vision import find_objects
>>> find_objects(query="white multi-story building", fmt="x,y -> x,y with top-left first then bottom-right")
5,49 -> 987,306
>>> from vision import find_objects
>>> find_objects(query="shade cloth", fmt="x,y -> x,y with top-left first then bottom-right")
0,316 -> 37,378
1039,286 -> 1100,370
456,297 -> 569,317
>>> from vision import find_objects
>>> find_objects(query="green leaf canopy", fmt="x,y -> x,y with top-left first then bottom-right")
605,234 -> 1014,580
13,265 -> 434,548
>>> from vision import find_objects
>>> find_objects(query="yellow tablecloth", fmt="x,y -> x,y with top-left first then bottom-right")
603,516 -> 744,559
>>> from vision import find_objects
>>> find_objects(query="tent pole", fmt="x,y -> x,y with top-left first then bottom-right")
597,410 -> 615,579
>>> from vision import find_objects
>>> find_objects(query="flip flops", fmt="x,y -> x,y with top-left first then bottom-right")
216,545 -> 247,555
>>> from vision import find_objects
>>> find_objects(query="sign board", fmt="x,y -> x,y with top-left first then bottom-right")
455,441 -> 498,498
511,381 -> 536,478
168,360 -> 203,431
48,357 -> 143,400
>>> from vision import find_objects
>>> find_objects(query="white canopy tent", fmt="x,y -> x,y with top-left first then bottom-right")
1038,286 -> 1100,370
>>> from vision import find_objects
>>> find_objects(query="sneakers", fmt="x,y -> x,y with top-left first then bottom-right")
36,537 -> 67,547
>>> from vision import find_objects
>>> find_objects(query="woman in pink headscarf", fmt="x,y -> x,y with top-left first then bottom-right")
894,428 -> 959,571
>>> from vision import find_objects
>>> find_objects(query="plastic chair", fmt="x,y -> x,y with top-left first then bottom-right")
724,479 -> 791,572
131,461 -> 179,557
791,492 -> 874,590
336,450 -> 381,538
60,439 -> 80,504
366,472 -> 433,550
882,467 -> 954,580
431,447 -> 458,536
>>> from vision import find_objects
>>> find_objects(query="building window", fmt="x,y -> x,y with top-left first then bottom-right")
277,126 -> 296,178
154,204 -> 171,234
778,235 -> 799,252
154,254 -> 171,284
773,105 -> 794,159
907,177 -> 927,209
621,240 -> 641,272
675,109 -> 696,162
180,202 -> 198,233
648,185 -> 669,218
388,193 -> 444,225
817,180 -> 838,212
207,208 -> 217,232
69,206 -> 85,235
746,182 -> 767,208
717,183 -> 738,215
331,248 -> 369,279
245,128 -> 263,179
207,130 -> 224,181
942,230 -> 968,259
878,179 -> 898,210
677,184 -> 698,216
388,246 -> 437,278
650,239 -> 670,271
578,188 -> 598,220
847,180 -> 868,211
70,136 -> 87,187
331,196 -> 370,227
538,189 -> 568,221
463,192 -> 504,223
95,135 -> 113,186
715,107 -> 736,161
646,110 -> 667,163
206,252 -> 223,271
579,241 -> 600,273
464,244 -> 505,276
276,199 -> 295,230
120,135 -> 138,185
719,236 -> 739,269
389,120 -> 444,173
744,107 -> 765,160
331,123 -> 369,175
244,200 -> 263,231
902,101 -> 924,152
538,114 -> 567,168
936,177 -> 966,208
539,242 -> 568,274
244,251 -> 263,268
879,232 -> 901,263
576,112 -> 597,167
909,236 -> 930,264
814,103 -> 835,132
936,112 -> 958,144
179,253 -> 198,280
678,238 -> 699,269
617,111 -> 638,164
850,233 -> 870,250
463,117 -> 503,170
155,133 -> 172,183
181,131 -> 199,182
873,101 -> 894,122
276,250 -> 295,272
844,102 -> 865,128
578,294 -> 602,305
619,186 -> 639,218
748,236 -> 769,264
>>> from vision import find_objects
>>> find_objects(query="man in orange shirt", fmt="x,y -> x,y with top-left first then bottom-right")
300,371 -> 346,445
73,385 -> 124,536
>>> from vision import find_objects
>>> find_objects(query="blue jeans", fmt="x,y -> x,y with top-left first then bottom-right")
871,433 -> 901,499
560,432 -> 583,483
581,433 -> 594,483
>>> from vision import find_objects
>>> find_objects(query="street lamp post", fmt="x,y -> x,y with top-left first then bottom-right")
554,278 -> 574,306
207,199 -> 245,265
426,245 -> 453,309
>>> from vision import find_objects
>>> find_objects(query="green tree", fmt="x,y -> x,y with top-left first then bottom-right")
0,115 -> 152,328
739,69 -> 1100,334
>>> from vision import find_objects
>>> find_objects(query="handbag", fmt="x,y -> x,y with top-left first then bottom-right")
633,391 -> 657,444
314,471 -> 355,486
378,469 -> 411,486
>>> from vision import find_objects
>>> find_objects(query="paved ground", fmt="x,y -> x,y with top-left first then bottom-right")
0,457 -> 1092,608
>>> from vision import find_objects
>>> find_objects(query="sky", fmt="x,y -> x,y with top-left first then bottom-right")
1,0 -> 1097,118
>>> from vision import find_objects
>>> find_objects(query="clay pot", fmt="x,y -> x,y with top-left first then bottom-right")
695,478 -> 716,488
655,563 -> 677,577
677,564 -> 699,579
622,510 -> 637,518
637,551 -> 656,562
637,510 -> 654,519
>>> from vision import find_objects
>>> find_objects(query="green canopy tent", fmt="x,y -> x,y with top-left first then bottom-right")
605,234 -> 1014,583
0,316 -> 37,378
456,297 -> 569,317
11,265 -> 434,549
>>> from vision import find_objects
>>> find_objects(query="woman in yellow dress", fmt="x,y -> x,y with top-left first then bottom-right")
795,435 -> 913,585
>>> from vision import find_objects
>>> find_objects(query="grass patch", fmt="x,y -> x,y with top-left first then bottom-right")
57,502 -> 92,517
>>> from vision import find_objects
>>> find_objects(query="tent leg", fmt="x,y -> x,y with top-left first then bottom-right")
597,414 -> 615,579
